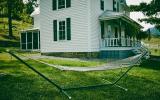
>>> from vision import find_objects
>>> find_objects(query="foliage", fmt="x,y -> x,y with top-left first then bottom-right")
136,30 -> 151,40
129,0 -> 160,30
0,0 -> 38,22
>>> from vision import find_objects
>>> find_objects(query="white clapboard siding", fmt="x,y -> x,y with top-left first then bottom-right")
89,0 -> 113,52
39,0 -> 127,53
40,0 -> 90,53
33,15 -> 40,28
89,0 -> 127,52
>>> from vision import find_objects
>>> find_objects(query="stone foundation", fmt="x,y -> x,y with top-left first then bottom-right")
41,52 -> 100,58
42,50 -> 135,59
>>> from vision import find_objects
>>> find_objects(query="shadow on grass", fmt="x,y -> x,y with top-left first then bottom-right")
139,58 -> 160,70
0,40 -> 19,47
0,59 -> 160,100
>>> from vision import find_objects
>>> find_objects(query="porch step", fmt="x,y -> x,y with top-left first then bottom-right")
132,45 -> 150,60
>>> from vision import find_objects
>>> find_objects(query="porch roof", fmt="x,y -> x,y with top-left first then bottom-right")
20,28 -> 40,33
99,10 -> 143,28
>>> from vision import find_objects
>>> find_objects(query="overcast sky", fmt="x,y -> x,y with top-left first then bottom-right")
126,0 -> 153,30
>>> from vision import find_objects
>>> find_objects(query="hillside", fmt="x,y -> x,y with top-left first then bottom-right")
148,27 -> 160,36
0,18 -> 32,49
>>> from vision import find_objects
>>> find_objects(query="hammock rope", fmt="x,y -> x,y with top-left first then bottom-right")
2,49 -> 148,99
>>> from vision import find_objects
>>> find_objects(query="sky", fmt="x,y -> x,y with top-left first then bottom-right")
126,0 -> 153,30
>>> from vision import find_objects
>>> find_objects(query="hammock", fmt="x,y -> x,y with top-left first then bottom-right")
2,50 -> 147,99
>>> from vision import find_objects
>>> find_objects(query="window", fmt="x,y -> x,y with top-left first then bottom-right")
53,18 -> 71,41
52,0 -> 71,10
100,0 -> 104,10
113,0 -> 116,11
58,0 -> 65,9
113,0 -> 119,12
59,21 -> 66,40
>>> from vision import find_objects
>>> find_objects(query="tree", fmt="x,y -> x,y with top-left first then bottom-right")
0,0 -> 38,38
129,0 -> 160,30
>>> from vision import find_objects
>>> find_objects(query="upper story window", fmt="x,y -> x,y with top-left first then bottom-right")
100,0 -> 104,10
52,0 -> 71,10
113,0 -> 119,12
58,0 -> 65,9
113,0 -> 117,11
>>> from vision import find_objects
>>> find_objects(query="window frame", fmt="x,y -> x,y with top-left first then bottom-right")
58,20 -> 66,40
52,0 -> 71,10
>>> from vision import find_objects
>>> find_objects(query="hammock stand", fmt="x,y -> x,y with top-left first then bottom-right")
4,50 -> 146,99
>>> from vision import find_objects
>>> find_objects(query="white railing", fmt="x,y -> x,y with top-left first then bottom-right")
101,38 -> 141,48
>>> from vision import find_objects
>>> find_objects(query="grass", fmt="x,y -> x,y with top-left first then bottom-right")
0,17 -> 160,100
0,52 -> 160,100
143,36 -> 160,45
149,49 -> 160,56
40,58 -> 106,67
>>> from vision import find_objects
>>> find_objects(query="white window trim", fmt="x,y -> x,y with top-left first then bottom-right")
57,19 -> 67,41
57,0 -> 66,10
57,0 -> 67,10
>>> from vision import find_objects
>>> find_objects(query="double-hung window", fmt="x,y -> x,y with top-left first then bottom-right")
58,0 -> 65,9
53,18 -> 71,41
52,0 -> 71,10
59,21 -> 66,40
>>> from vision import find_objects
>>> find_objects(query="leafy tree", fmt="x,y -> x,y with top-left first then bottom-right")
129,0 -> 160,30
0,0 -> 38,38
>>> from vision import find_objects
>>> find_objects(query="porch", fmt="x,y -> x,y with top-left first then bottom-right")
20,28 -> 40,51
101,38 -> 141,49
99,11 -> 142,50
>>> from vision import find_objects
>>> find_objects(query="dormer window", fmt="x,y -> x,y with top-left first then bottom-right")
52,0 -> 71,10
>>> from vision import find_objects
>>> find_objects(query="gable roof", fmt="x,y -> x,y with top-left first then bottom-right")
30,7 -> 40,17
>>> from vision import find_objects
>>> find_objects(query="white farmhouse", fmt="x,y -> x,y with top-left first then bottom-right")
20,0 -> 142,59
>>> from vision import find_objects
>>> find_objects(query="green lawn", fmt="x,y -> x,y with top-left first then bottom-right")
0,52 -> 160,100
149,48 -> 160,56
40,58 -> 106,67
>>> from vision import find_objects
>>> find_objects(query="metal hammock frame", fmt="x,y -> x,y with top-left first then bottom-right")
3,50 -> 147,99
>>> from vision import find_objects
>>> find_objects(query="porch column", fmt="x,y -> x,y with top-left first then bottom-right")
118,19 -> 122,46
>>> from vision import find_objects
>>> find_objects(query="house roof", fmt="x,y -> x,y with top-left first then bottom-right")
99,10 -> 143,28
20,28 -> 40,32
30,7 -> 40,17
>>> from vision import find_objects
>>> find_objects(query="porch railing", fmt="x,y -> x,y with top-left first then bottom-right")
101,38 -> 141,48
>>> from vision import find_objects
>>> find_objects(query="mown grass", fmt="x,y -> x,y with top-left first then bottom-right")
0,52 -> 160,100
40,58 -> 106,67
149,48 -> 160,56
143,36 -> 160,45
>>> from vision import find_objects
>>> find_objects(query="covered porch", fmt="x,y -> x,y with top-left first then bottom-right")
99,11 -> 142,50
20,28 -> 40,51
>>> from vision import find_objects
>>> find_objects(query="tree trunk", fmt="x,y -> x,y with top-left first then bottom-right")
7,0 -> 13,38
